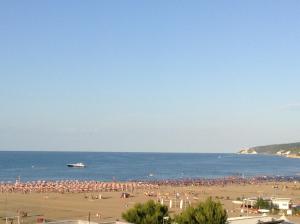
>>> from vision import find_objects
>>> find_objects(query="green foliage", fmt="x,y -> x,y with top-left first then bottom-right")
174,197 -> 227,224
122,200 -> 169,224
271,206 -> 280,215
253,198 -> 279,214
254,198 -> 271,209
251,142 -> 300,154
292,207 -> 300,215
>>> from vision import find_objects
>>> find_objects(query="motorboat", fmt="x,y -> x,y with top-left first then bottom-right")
67,162 -> 86,168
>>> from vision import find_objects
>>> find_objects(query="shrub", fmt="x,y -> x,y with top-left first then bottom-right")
254,198 -> 271,209
122,200 -> 169,224
174,197 -> 227,224
292,206 -> 300,215
254,198 -> 279,214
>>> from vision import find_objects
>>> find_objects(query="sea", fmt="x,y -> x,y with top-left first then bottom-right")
0,151 -> 299,182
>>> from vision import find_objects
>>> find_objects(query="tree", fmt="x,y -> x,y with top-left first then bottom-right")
174,197 -> 227,224
254,198 -> 279,214
122,200 -> 169,224
254,198 -> 271,209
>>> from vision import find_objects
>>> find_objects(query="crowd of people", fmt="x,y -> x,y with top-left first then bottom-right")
148,175 -> 300,186
0,180 -> 158,194
0,175 -> 298,194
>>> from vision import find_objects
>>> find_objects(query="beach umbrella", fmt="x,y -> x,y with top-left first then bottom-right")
180,199 -> 183,209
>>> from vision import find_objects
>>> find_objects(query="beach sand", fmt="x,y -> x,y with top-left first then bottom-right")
1,181 -> 300,223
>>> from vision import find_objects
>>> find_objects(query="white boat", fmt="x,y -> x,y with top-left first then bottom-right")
67,162 -> 86,168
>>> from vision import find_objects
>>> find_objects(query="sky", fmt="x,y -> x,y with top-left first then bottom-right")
0,1 -> 300,152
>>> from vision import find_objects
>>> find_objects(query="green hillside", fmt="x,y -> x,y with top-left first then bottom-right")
250,142 -> 300,155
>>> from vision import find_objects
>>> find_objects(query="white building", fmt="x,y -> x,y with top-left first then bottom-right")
276,150 -> 284,155
228,215 -> 293,224
242,197 -> 257,208
271,198 -> 292,210
283,151 -> 291,155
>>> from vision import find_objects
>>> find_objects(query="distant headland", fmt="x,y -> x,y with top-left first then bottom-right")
238,142 -> 300,158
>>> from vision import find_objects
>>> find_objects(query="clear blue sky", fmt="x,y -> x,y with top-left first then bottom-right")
1,1 -> 300,152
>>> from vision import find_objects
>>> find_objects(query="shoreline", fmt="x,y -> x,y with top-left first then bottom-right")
1,175 -> 300,194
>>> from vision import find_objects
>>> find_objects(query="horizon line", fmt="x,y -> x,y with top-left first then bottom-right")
0,149 -> 235,154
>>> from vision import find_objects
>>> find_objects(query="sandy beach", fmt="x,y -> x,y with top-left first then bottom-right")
1,179 -> 300,224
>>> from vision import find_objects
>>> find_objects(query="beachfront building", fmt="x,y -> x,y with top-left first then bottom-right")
239,197 -> 294,216
227,215 -> 294,224
242,197 -> 257,208
271,198 -> 292,210
241,197 -> 293,210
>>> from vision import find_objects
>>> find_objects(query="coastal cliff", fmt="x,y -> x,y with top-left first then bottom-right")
238,142 -> 300,158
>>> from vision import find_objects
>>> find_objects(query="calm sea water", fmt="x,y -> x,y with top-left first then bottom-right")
0,151 -> 299,182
